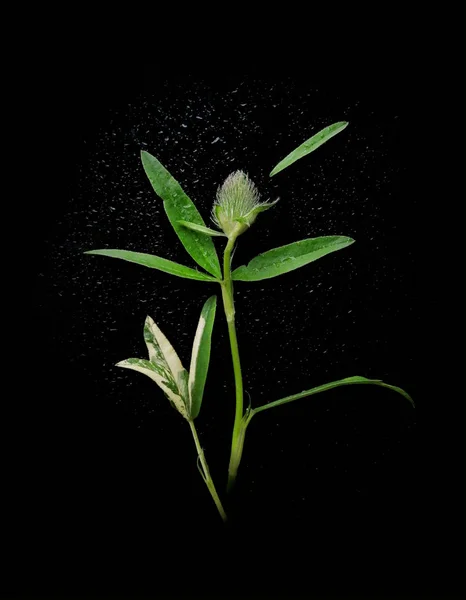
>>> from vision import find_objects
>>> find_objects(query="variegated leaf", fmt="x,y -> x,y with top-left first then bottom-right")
143,315 -> 189,414
144,316 -> 185,381
116,316 -> 192,419
116,358 -> 189,419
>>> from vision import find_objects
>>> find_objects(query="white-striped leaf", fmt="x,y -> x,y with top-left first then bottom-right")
116,358 -> 189,419
188,296 -> 217,419
143,315 -> 185,385
116,316 -> 190,420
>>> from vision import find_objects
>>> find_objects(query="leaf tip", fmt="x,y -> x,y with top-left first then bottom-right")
144,315 -> 155,328
400,389 -> 415,408
336,236 -> 355,247
140,149 -> 153,169
207,294 -> 217,306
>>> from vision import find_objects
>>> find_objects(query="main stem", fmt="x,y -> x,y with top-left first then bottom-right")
221,237 -> 244,492
189,419 -> 227,522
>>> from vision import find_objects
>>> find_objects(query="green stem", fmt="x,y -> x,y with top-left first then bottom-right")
188,419 -> 227,522
221,237 -> 245,492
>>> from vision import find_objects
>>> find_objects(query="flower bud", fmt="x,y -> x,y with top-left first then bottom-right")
212,171 -> 278,239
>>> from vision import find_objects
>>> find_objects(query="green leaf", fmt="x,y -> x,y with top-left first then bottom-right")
141,150 -> 222,279
188,296 -> 217,419
252,376 -> 415,416
236,198 -> 280,224
231,236 -> 355,281
178,220 -> 226,238
84,249 -> 217,282
270,121 -> 349,177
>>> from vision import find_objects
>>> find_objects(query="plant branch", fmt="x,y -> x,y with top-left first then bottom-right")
252,376 -> 415,414
221,236 -> 245,492
189,419 -> 227,522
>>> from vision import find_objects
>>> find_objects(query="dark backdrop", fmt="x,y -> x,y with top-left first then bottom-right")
15,66 -> 463,599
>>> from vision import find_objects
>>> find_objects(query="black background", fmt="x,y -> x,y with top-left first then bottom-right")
13,44 -> 464,600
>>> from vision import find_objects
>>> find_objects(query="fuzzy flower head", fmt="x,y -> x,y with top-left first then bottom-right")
212,171 -> 278,238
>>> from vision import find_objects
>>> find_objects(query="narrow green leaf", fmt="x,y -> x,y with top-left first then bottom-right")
253,376 -> 414,416
236,198 -> 280,224
178,220 -> 226,238
188,296 -> 217,419
84,249 -> 217,282
140,150 -> 222,278
270,121 -> 349,177
231,236 -> 355,282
